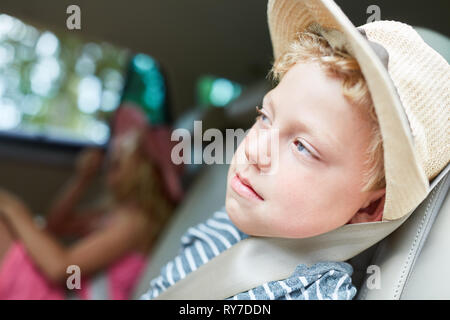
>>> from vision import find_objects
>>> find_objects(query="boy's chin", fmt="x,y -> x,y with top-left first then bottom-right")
225,197 -> 248,230
225,197 -> 261,236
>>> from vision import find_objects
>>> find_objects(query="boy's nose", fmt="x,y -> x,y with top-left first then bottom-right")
244,128 -> 273,173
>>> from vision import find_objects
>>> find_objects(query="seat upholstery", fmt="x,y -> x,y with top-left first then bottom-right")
401,182 -> 450,299
356,169 -> 449,299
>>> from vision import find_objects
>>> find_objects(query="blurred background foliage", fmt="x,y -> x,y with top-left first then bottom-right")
0,12 -> 244,145
0,13 -> 130,144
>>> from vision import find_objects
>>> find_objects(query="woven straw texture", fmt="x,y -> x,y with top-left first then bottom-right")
362,21 -> 450,182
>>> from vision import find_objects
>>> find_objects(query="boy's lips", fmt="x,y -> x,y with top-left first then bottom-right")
231,173 -> 264,201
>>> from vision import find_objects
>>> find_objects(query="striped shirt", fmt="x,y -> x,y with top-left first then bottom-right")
141,206 -> 357,300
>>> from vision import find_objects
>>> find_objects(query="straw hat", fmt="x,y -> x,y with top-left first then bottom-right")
267,0 -> 449,221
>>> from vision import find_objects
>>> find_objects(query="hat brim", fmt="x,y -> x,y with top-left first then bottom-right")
268,0 -> 430,221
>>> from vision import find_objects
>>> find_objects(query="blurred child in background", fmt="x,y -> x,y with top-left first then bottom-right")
0,104 -> 183,300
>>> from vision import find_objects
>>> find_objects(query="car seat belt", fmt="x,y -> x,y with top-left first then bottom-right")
155,164 -> 449,300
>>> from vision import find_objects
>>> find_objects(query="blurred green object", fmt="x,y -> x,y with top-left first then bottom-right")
196,75 -> 242,108
120,53 -> 171,125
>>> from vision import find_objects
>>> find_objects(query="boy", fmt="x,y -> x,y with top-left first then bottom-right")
141,0 -> 449,300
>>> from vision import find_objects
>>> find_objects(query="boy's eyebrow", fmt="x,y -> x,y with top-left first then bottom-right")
263,94 -> 275,115
264,93 -> 342,158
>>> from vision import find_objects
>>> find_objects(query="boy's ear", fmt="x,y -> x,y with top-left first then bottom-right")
348,188 -> 386,224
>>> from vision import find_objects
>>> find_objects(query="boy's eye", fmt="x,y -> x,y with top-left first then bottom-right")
255,106 -> 271,125
293,139 -> 313,158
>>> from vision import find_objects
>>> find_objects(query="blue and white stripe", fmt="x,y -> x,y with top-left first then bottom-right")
141,206 -> 357,300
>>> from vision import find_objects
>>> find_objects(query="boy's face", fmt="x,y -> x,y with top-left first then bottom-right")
225,62 -> 382,238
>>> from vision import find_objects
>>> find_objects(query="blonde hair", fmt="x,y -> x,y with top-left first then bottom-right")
269,31 -> 385,192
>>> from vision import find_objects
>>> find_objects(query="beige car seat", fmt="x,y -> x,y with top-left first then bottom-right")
129,26 -> 449,300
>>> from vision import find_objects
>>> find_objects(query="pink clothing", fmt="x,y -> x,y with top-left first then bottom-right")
0,242 -> 147,300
